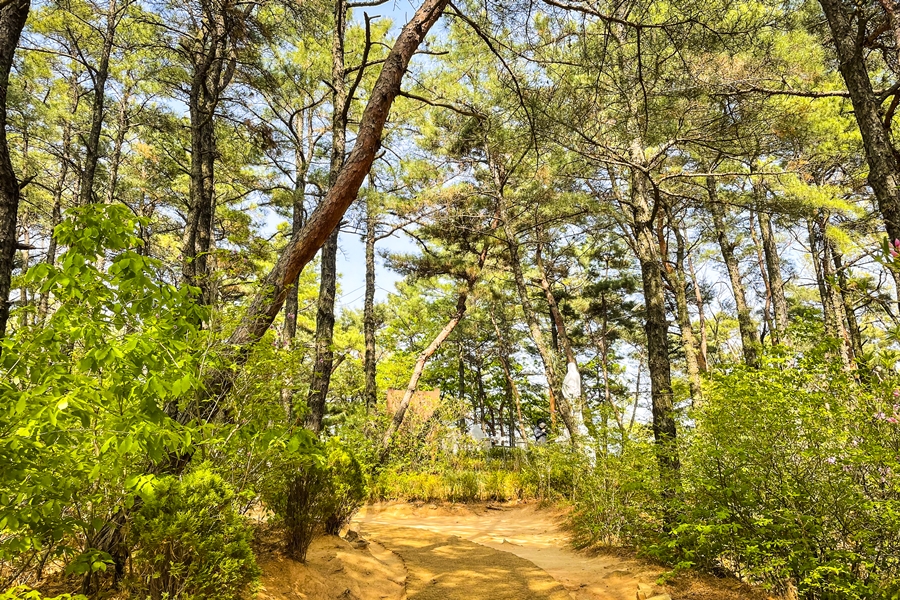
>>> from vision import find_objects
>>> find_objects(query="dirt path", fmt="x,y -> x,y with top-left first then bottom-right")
356,502 -> 771,600
362,523 -> 572,600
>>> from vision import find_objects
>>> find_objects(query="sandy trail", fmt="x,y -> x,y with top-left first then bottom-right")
356,502 -> 770,600
362,523 -> 572,600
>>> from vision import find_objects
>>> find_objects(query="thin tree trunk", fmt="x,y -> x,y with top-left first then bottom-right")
105,87 -> 130,205
757,211 -> 789,341
687,256 -> 708,372
833,248 -> 864,359
379,285 -> 472,459
0,0 -> 31,338
749,211 -> 774,342
305,0 -> 349,433
491,162 -> 578,440
666,225 -> 702,403
38,124 -> 71,324
363,194 -> 377,410
708,177 -> 760,367
79,0 -> 119,205
490,312 -> 529,445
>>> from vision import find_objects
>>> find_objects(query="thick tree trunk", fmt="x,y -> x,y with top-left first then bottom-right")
306,0 -> 348,433
79,0 -> 118,205
305,228 -> 339,432
363,196 -> 377,409
818,0 -> 900,243
181,2 -> 239,305
708,177 -> 760,367
0,0 -> 31,338
757,211 -> 789,342
629,185 -> 680,498
227,0 -> 449,350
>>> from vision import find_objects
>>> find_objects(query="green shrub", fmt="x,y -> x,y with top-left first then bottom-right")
262,435 -> 367,560
130,468 -> 259,600
323,439 -> 367,535
0,588 -> 84,600
655,357 -> 900,599
567,441 -> 661,549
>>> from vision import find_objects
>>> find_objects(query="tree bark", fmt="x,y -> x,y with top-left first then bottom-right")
757,210 -> 789,342
665,225 -> 702,403
227,0 -> 449,350
0,0 -> 31,338
181,0 -> 241,305
627,171 -> 680,498
707,177 -> 760,367
79,0 -> 119,205
363,194 -> 378,410
818,0 -> 900,243
306,0 -> 349,433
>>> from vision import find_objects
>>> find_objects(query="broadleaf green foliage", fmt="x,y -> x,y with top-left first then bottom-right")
261,434 -> 367,562
0,204 -> 205,570
129,467 -> 259,600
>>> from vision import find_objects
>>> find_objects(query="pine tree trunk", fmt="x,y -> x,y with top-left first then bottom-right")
818,0 -> 900,243
227,0 -> 449,348
306,0 -> 348,433
363,196 -> 378,410
757,211 -> 789,342
79,0 -> 118,205
630,184 -> 680,499
0,0 -> 31,338
708,177 -> 760,367
667,226 -> 702,403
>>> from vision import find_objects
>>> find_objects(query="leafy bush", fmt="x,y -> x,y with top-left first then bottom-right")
651,355 -> 900,599
0,588 -> 84,600
262,434 -> 367,561
0,204 -> 203,575
567,440 -> 661,549
129,468 -> 259,600
323,440 -> 367,535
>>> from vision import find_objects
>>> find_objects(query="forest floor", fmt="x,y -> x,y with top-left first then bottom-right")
255,502 -> 774,600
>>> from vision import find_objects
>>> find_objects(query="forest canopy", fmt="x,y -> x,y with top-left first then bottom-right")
3,0 -> 900,598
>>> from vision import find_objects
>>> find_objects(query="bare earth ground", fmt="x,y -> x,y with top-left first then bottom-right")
258,501 -> 775,600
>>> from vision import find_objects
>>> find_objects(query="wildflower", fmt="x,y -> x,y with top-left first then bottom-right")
826,456 -> 836,464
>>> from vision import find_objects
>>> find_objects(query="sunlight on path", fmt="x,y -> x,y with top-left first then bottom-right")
356,503 -> 666,600
360,523 -> 572,600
